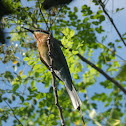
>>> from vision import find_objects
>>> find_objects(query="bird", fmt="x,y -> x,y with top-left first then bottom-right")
22,26 -> 82,110
22,26 -> 85,124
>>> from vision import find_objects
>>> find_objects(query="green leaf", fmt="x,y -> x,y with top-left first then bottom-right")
74,7 -> 78,12
20,96 -> 24,102
35,72 -> 39,77
70,29 -> 75,37
12,84 -> 19,92
33,64 -> 41,70
24,57 -> 29,61
116,8 -> 124,12
116,63 -> 126,81
36,93 -> 45,99
31,80 -> 35,87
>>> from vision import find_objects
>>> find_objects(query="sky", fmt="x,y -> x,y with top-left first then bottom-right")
1,0 -> 126,126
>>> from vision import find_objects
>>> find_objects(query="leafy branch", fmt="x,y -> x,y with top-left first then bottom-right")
4,100 -> 23,126
75,52 -> 126,94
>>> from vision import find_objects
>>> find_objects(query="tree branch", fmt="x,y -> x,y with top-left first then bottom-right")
98,0 -> 126,46
47,33 -> 65,126
76,53 -> 126,94
4,100 -> 23,126
38,0 -> 50,31
59,43 -> 126,94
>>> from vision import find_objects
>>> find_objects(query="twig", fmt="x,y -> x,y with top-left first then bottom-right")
104,56 -> 126,63
78,107 -> 85,125
4,100 -> 23,126
98,0 -> 126,46
76,53 -> 126,94
38,0 -> 50,31
59,43 -> 126,94
47,32 -> 65,126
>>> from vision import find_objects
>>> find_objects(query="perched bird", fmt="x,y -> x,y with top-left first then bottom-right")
22,27 -> 82,110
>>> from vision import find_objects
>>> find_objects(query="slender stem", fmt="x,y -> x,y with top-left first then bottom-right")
98,0 -> 126,46
78,107 -> 85,125
38,0 -> 50,31
76,53 -> 126,94
4,100 -> 23,126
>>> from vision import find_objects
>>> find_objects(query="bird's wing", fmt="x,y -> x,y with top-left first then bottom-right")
51,38 -> 73,90
39,52 -> 62,81
51,38 -> 82,110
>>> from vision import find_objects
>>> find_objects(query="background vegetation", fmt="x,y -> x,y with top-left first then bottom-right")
0,0 -> 126,125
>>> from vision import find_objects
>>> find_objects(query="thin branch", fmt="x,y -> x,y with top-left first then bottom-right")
76,53 -> 126,94
104,56 -> 126,63
98,0 -> 126,46
78,107 -> 85,125
4,100 -> 23,126
47,33 -> 65,126
59,43 -> 126,94
38,0 -> 50,31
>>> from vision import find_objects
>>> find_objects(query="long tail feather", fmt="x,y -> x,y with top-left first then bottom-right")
64,83 -> 82,109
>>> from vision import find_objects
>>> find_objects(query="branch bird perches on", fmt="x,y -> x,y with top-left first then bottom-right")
47,32 -> 65,126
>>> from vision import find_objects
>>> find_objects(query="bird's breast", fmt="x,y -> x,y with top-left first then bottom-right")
33,32 -> 50,65
37,42 -> 50,65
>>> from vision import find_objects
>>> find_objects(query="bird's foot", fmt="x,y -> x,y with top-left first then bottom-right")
49,65 -> 53,69
48,52 -> 52,57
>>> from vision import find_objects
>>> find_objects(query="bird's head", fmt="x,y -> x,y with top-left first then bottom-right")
21,25 -> 49,34
21,26 -> 50,43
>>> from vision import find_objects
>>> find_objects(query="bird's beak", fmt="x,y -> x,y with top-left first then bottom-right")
21,26 -> 34,33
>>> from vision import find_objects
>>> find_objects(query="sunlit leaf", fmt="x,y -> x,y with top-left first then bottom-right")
13,60 -> 18,64
24,57 -> 29,61
113,119 -> 120,126
19,70 -> 23,75
116,63 -> 126,81
31,80 -> 35,87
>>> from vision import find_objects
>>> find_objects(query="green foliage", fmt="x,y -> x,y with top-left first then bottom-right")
0,0 -> 126,126
116,8 -> 124,12
116,63 -> 126,81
